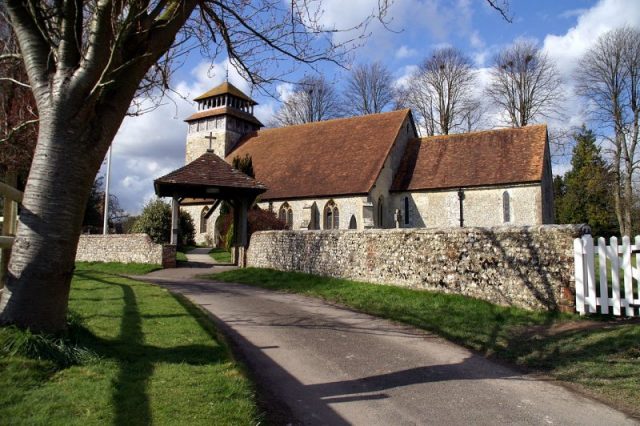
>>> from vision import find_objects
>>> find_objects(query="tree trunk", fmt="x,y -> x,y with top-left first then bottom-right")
0,111 -> 110,332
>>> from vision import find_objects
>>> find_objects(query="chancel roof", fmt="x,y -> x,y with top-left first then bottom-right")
391,124 -> 548,192
228,109 -> 411,201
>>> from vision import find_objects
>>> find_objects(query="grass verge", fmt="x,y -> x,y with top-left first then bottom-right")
209,248 -> 232,264
0,263 -> 261,425
211,267 -> 640,416
176,251 -> 188,262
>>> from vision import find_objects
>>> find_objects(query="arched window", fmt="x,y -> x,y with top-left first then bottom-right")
349,215 -> 357,229
279,202 -> 293,229
404,196 -> 410,225
503,191 -> 511,223
377,196 -> 384,228
200,207 -> 209,234
324,200 -> 340,229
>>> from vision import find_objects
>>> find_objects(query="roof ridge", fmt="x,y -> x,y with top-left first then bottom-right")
417,123 -> 547,142
259,109 -> 410,132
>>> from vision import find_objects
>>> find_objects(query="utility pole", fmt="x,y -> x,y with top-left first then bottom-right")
103,147 -> 112,234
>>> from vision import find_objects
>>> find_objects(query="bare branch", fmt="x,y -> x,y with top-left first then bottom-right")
0,76 -> 31,88
272,75 -> 342,126
0,53 -> 21,62
486,0 -> 512,23
343,61 -> 394,116
0,118 -> 38,144
398,47 -> 480,136
486,40 -> 563,128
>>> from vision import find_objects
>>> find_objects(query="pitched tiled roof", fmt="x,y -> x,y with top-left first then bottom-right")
184,106 -> 263,127
391,125 -> 548,192
154,152 -> 266,198
228,109 -> 411,201
193,82 -> 256,104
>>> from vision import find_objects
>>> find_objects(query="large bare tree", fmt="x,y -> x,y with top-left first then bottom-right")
343,61 -> 394,116
396,47 -> 481,136
0,0 -> 392,332
271,75 -> 342,126
486,40 -> 563,127
0,0 -> 510,333
577,27 -> 640,236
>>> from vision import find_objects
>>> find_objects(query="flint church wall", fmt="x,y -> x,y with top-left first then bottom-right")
247,225 -> 584,311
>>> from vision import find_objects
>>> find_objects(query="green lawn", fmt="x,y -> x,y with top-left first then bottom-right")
209,248 -> 232,264
0,263 -> 261,425
211,268 -> 640,417
176,251 -> 188,262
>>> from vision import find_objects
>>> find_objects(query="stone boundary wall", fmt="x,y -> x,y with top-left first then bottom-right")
247,225 -> 585,311
76,234 -> 175,267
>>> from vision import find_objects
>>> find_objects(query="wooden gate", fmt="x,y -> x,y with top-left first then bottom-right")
0,174 -> 22,289
574,234 -> 640,316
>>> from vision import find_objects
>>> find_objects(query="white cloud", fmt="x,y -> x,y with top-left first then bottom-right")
558,8 -> 588,20
276,83 -> 295,102
396,45 -> 418,59
393,64 -> 419,90
469,31 -> 485,49
541,0 -> 640,134
543,0 -> 640,77
312,0 -> 475,60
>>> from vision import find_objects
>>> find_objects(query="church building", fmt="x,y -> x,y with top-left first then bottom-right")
180,82 -> 555,244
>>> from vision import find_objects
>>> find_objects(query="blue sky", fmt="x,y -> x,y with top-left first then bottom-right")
109,0 -> 640,214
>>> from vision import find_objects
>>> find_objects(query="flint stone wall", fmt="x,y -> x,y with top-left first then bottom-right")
247,225 -> 584,311
77,234 -> 174,267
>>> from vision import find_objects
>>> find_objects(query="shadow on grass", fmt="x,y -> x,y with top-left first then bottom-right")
72,271 -> 230,426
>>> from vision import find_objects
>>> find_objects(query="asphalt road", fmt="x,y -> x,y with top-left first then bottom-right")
139,263 -> 637,426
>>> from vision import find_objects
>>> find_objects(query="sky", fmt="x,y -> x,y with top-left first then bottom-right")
108,0 -> 640,215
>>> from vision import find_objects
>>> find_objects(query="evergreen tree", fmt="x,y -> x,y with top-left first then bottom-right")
552,174 -> 566,222
555,126 -> 618,237
231,154 -> 255,178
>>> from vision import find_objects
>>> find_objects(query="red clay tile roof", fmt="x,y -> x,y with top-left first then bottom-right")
193,82 -> 256,104
391,125 -> 548,192
154,152 -> 266,198
227,109 -> 411,201
184,106 -> 263,127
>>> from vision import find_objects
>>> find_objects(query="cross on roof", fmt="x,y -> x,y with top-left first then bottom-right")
205,132 -> 216,152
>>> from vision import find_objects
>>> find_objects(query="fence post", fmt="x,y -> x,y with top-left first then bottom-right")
597,237 -> 609,314
622,236 -> 634,317
583,235 -> 596,313
610,236 -> 621,316
574,237 -> 586,315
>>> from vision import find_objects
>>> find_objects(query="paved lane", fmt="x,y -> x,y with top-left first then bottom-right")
141,275 -> 637,426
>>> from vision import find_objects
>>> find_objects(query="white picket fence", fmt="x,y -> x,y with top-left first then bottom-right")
573,235 -> 640,316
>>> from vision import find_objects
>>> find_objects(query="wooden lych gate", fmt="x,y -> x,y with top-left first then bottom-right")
0,173 -> 22,289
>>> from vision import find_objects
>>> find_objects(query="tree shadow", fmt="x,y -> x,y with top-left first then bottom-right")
71,271 -> 231,426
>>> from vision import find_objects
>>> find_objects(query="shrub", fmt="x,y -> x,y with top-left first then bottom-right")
215,206 -> 286,249
130,199 -> 195,248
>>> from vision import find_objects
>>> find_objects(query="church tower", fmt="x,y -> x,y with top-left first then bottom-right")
184,82 -> 262,162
